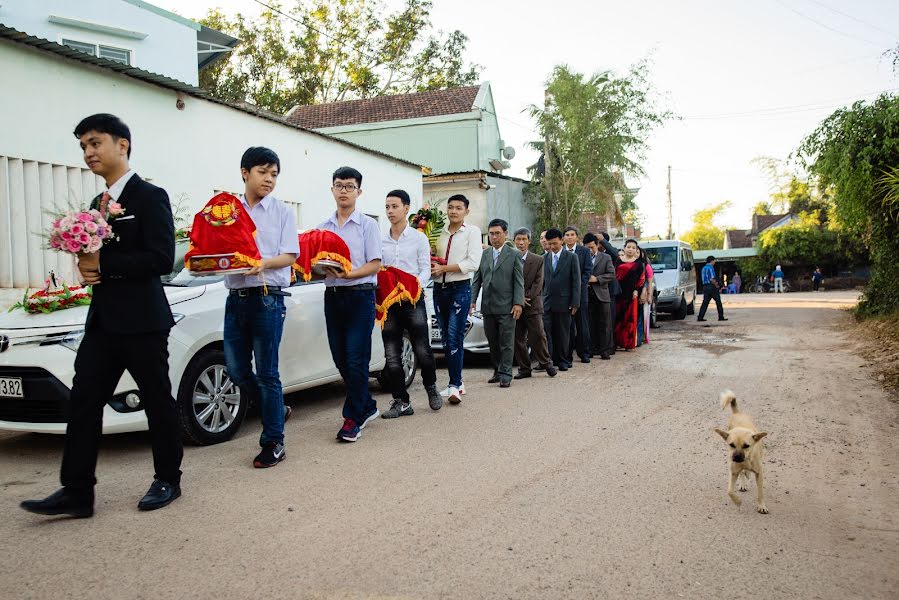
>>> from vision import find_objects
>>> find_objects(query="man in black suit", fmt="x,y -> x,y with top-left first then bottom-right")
599,231 -> 622,353
542,228 -> 581,371
22,114 -> 182,518
563,226 -> 592,364
583,233 -> 616,359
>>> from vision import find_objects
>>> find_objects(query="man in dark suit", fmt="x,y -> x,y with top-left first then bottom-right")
22,114 -> 182,518
471,219 -> 524,388
599,231 -> 621,353
563,226 -> 592,364
584,233 -> 616,360
511,228 -> 556,379
542,228 -> 581,371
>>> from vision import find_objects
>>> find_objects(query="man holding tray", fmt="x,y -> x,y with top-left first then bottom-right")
224,147 -> 298,468
318,167 -> 383,443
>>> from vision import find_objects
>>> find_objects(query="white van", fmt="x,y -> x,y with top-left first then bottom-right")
641,240 -> 697,320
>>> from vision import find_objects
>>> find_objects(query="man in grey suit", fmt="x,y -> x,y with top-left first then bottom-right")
471,219 -> 524,388
512,228 -> 557,379
542,228 -> 581,371
584,233 -> 616,360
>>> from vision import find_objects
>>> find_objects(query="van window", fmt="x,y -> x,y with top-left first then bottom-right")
645,246 -> 678,270
682,250 -> 694,271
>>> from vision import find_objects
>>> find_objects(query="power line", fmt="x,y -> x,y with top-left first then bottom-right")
683,87 -> 899,120
771,0 -> 887,47
802,0 -> 899,40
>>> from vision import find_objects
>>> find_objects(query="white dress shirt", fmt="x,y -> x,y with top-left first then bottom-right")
105,169 -> 136,201
382,225 -> 431,286
434,222 -> 482,283
225,194 -> 299,289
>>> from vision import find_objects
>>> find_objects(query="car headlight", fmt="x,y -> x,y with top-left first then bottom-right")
60,330 -> 85,352
659,287 -> 676,297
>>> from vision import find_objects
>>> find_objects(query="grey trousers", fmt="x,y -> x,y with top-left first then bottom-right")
483,312 -> 516,378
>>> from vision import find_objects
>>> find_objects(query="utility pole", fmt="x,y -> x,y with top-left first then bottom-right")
666,165 -> 673,240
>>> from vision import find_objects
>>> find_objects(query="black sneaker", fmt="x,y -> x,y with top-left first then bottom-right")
254,442 -> 286,468
426,385 -> 443,411
382,399 -> 414,419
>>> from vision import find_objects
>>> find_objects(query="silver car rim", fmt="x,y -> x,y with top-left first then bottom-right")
402,336 -> 415,384
193,364 -> 241,434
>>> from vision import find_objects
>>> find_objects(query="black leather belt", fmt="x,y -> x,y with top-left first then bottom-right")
229,286 -> 290,297
326,284 -> 377,293
433,280 -> 471,288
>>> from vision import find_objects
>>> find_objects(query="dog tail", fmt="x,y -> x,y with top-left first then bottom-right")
720,390 -> 738,412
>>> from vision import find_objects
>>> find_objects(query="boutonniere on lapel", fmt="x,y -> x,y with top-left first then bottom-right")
106,202 -> 126,219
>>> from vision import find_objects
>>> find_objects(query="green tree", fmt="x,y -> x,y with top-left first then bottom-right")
198,0 -> 480,113
797,93 -> 899,316
527,61 -> 673,232
752,201 -> 772,216
756,212 -> 863,271
680,201 -> 731,250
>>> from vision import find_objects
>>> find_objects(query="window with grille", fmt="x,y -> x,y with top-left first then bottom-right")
61,39 -> 131,65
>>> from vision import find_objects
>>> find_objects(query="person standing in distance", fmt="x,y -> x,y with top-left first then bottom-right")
697,256 -> 727,322
22,114 -> 182,517
380,189 -> 442,417
512,228 -> 557,379
319,167 -> 383,442
432,194 -> 482,404
471,219 -> 524,388
563,226 -> 593,364
223,147 -> 299,468
542,228 -> 581,371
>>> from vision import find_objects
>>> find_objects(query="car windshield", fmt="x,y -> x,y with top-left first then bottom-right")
645,246 -> 678,271
162,239 -> 224,287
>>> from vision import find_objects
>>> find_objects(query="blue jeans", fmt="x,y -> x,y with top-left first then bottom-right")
224,293 -> 286,447
324,287 -> 377,424
432,282 -> 471,388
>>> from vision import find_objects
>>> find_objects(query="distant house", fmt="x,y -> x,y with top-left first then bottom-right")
285,83 -> 533,237
0,4 -> 422,291
723,229 -> 752,249
723,213 -> 798,250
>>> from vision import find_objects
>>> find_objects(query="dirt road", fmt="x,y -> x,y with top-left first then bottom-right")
1,291 -> 896,599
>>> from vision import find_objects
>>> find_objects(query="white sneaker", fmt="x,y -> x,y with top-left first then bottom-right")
440,383 -> 466,397
447,386 -> 462,405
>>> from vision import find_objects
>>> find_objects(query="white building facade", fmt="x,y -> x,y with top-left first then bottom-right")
0,30 -> 423,291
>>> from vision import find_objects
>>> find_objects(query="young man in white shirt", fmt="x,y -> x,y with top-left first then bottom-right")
380,189 -> 442,417
223,147 -> 299,468
431,194 -> 482,404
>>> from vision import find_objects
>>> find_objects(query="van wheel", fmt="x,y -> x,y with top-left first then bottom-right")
377,333 -> 417,390
686,296 -> 695,315
177,348 -> 248,446
674,295 -> 688,320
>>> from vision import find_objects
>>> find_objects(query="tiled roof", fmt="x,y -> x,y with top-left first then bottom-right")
284,85 -> 481,129
752,213 -> 789,234
724,229 -> 753,248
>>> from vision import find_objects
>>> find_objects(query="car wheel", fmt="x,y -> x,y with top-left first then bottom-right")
377,333 -> 417,390
177,348 -> 248,446
686,296 -> 695,315
673,295 -> 688,320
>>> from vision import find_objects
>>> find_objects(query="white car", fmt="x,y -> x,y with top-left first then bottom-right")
0,241 -> 416,445
423,281 -> 489,355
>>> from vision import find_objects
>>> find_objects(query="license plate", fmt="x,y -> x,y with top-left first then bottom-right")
430,328 -> 443,341
0,377 -> 23,398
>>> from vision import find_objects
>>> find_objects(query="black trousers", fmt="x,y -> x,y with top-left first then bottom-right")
697,284 -> 724,320
588,296 -> 613,355
61,329 -> 183,492
543,311 -> 572,368
381,300 -> 437,401
567,301 -> 591,361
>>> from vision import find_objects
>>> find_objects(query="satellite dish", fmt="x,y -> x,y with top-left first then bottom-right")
502,146 -> 516,160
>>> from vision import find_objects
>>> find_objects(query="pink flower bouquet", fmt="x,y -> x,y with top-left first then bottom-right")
47,208 -> 120,255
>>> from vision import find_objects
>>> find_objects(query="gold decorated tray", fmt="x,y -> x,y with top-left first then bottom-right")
187,253 -> 252,276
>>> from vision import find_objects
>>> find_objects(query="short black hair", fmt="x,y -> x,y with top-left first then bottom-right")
447,194 -> 469,208
545,228 -> 563,240
333,166 -> 362,186
514,227 -> 531,239
240,147 -> 280,176
583,232 -> 599,245
488,218 -> 508,232
74,113 -> 132,158
564,226 -> 579,236
599,231 -> 610,242
706,256 -> 716,263
386,189 -> 411,206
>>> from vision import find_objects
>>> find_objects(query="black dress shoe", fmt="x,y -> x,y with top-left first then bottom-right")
600,353 -> 611,360
20,488 -> 93,518
499,378 -> 511,388
513,372 -> 532,380
697,318 -> 707,322
558,365 -> 569,372
580,357 -> 591,364
545,365 -> 558,377
138,479 -> 181,511
718,317 -> 729,321
487,373 -> 501,384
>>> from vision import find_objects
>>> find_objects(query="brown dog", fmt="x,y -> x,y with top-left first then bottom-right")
715,390 -> 769,514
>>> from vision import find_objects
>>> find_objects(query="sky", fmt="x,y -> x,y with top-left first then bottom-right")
169,0 -> 899,237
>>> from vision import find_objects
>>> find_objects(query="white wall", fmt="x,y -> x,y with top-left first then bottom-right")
423,178 -> 488,243
0,0 -> 199,85
0,40 -> 423,288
